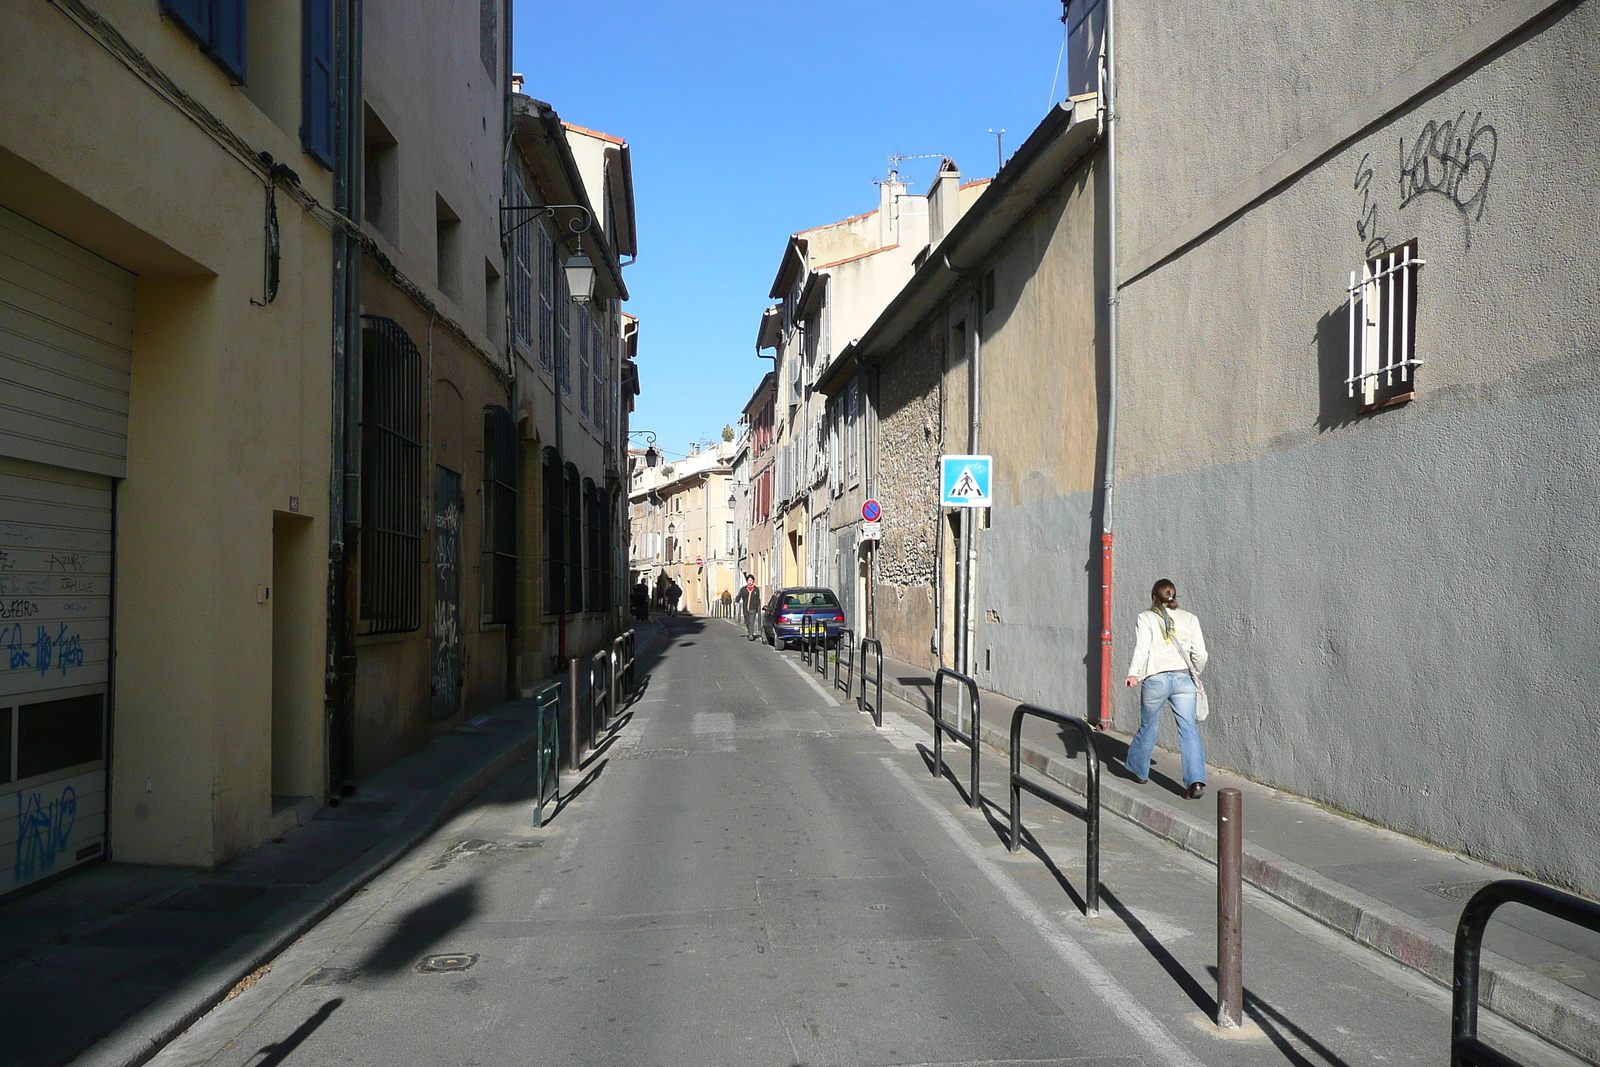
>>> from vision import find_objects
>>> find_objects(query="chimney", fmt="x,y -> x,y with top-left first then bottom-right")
929,158 -> 960,246
878,175 -> 905,246
511,72 -> 525,95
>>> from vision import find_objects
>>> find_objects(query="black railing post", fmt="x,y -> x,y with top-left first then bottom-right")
933,668 -> 980,808
567,656 -> 581,769
1008,704 -> 1100,915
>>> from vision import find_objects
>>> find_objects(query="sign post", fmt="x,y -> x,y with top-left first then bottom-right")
940,455 -> 992,508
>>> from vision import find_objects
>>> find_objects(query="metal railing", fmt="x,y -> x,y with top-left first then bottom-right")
528,681 -> 561,827
1453,880 -> 1600,1067
800,615 -> 825,667
587,649 -> 611,751
834,628 -> 855,694
612,629 -> 636,706
815,620 -> 831,678
932,668 -> 980,807
1008,704 -> 1100,915
858,637 -> 883,728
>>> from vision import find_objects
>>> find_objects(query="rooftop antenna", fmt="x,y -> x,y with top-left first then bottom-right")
989,129 -> 1006,174
881,152 -> 945,189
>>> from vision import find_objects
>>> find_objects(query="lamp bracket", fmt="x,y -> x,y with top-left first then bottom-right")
500,203 -> 592,241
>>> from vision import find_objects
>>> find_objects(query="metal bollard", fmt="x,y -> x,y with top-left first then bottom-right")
1216,787 -> 1243,1028
567,656 -> 581,770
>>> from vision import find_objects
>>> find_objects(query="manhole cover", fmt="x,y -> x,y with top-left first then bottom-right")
1425,881 -> 1492,902
617,748 -> 688,760
156,885 -> 269,912
866,904 -> 891,911
418,953 -> 478,973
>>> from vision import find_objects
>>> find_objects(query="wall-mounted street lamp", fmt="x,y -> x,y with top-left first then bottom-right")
500,203 -> 597,302
628,430 -> 659,468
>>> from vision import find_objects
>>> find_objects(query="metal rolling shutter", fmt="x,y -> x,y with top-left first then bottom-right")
0,206 -> 130,894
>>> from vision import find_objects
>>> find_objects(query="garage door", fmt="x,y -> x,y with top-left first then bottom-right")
0,204 -> 130,894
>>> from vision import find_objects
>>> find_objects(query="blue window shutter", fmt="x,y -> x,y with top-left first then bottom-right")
160,0 -> 210,46
207,0 -> 247,83
301,0 -> 335,169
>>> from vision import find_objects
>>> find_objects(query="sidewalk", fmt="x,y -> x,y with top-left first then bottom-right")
851,643 -> 1600,1062
0,621 -> 666,1067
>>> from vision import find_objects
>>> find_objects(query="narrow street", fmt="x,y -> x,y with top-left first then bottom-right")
149,618 -> 1574,1067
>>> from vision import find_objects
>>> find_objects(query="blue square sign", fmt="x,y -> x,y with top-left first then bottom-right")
940,454 -> 992,508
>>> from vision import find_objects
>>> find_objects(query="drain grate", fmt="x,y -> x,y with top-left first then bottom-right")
617,748 -> 688,761
418,953 -> 478,973
1425,880 -> 1492,902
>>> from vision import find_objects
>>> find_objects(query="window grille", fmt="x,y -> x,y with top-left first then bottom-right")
537,226 -> 554,371
542,448 -> 564,615
847,380 -> 860,479
1348,240 -> 1423,410
482,406 -> 517,625
566,464 -> 582,612
360,316 -> 426,634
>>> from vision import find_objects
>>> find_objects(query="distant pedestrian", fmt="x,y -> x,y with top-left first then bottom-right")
1123,578 -> 1209,799
631,580 -> 650,621
665,579 -> 682,615
735,575 -> 762,640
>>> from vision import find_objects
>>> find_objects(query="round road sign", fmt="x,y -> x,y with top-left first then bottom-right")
695,557 -> 704,567
861,499 -> 882,522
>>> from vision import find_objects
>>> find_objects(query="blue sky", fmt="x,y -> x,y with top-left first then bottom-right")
513,2 -> 1074,461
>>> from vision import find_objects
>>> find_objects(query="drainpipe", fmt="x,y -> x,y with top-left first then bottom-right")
326,0 -> 364,798
965,282 -> 982,682
1097,1 -> 1120,731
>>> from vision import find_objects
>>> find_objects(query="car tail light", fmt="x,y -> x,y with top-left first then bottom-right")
831,614 -> 845,622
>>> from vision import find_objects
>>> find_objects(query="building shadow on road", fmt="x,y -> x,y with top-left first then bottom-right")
357,883 -> 480,975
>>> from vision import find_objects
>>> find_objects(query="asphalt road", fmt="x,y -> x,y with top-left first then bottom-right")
153,616 -> 1581,1067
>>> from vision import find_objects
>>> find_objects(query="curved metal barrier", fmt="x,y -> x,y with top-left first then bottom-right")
933,668 -> 981,808
858,637 -> 884,728
611,629 -> 636,707
1009,704 -> 1100,915
1453,880 -> 1600,1067
834,628 -> 855,693
527,681 -> 562,826
798,616 -> 815,664
587,649 -> 610,751
815,619 -> 830,678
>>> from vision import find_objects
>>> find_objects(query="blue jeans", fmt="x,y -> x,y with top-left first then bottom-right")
1127,671 -> 1207,787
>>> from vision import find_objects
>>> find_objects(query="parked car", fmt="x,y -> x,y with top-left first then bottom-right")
762,587 -> 846,649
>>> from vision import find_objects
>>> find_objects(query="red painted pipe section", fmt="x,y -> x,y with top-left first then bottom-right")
1098,532 -> 1113,731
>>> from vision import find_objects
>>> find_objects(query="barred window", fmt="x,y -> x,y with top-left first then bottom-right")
847,380 -> 860,479
542,447 -> 564,616
482,406 -> 517,625
360,316 -> 426,634
537,226 -> 554,371
1348,239 -> 1423,410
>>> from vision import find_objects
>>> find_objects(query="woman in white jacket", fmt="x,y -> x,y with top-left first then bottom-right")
1123,578 -> 1209,799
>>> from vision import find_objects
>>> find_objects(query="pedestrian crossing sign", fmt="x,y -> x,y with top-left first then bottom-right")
940,454 -> 992,508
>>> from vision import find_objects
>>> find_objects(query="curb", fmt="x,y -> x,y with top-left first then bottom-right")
872,672 -> 1600,1062
72,706 -> 554,1067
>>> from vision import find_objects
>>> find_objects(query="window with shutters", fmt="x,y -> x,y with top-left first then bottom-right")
578,305 -> 591,417
542,448 -> 564,616
592,317 -> 605,435
300,0 -> 334,168
162,0 -> 247,84
359,316 -> 426,635
556,264 -> 572,395
538,226 -> 554,372
847,380 -> 860,481
584,481 -> 601,611
481,407 -> 516,625
508,177 -> 534,352
566,465 -> 582,612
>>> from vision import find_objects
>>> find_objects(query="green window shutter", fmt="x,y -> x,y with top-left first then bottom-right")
301,0 -> 335,168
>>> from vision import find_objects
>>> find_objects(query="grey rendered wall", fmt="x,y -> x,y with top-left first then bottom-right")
1112,1 -> 1600,893
972,162 -> 1103,715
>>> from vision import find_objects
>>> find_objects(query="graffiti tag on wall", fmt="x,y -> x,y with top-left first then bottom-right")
14,785 -> 76,882
2,622 -> 84,675
1353,109 -> 1499,252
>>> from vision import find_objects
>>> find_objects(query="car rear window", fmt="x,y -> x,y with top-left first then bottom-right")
781,592 -> 840,608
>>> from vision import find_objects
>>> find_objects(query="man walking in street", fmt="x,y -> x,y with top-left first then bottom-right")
736,575 -> 762,640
